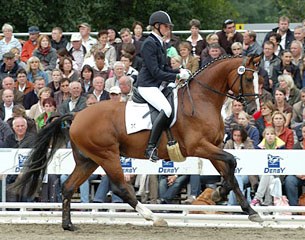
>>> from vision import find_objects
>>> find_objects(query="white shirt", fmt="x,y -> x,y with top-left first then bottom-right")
3,103 -> 13,122
151,32 -> 164,47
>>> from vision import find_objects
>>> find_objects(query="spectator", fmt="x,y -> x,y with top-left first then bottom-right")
274,88 -> 292,127
216,19 -> 243,55
23,76 -> 45,109
51,27 -> 68,50
105,61 -> 125,91
35,97 -> 56,130
96,29 -> 116,69
231,42 -> 243,56
54,78 -> 71,108
0,23 -> 22,61
272,110 -> 294,149
201,43 -> 224,67
10,47 -> 27,70
293,25 -> 305,52
58,57 -> 79,81
0,76 -> 24,106
109,86 -> 121,101
224,125 -> 255,205
259,41 -> 281,92
32,35 -> 57,72
118,75 -> 133,102
120,53 -> 138,82
242,30 -> 262,56
178,41 -> 199,74
107,27 -> 122,61
290,40 -> 303,70
284,123 -> 305,206
85,94 -> 97,106
26,56 -> 49,83
132,21 -> 146,42
170,55 -> 182,70
27,87 -> 52,121
121,43 -> 143,71
118,28 -> 142,59
251,126 -> 285,206
88,76 -> 110,101
55,48 -> 77,70
78,22 -> 97,52
79,64 -> 93,94
14,68 -> 34,95
0,51 -> 23,82
0,117 -> 13,147
268,32 -> 284,56
186,19 -> 206,62
0,89 -> 14,121
201,33 -> 226,60
291,87 -> 305,140
47,68 -> 62,93
263,16 -> 294,50
58,81 -> 86,115
272,50 -> 302,90
21,26 -> 40,63
255,100 -> 276,139
238,111 -> 260,147
92,51 -> 110,79
67,33 -> 87,72
278,74 -> 300,106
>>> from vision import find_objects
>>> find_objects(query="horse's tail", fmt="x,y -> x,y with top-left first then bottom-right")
11,113 -> 74,197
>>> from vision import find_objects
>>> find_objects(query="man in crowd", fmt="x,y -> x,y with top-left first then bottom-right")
21,26 -> 40,63
51,26 -> 68,50
78,22 -> 97,52
0,76 -> 23,106
67,33 -> 87,72
88,76 -> 110,102
0,52 -> 22,82
242,30 -> 263,56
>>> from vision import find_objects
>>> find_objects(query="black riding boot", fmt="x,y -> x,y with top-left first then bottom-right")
145,110 -> 168,161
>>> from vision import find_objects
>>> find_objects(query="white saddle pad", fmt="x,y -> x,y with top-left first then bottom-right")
125,86 -> 178,134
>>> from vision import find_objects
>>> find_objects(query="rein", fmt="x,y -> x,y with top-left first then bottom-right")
180,56 -> 259,115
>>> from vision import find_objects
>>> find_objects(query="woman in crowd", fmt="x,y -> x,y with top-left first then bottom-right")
251,127 -> 286,206
178,41 -> 199,74
132,21 -> 146,42
238,111 -> 260,147
27,87 -> 52,122
26,56 -> 49,83
14,68 -> 34,94
224,125 -> 254,205
274,88 -> 292,127
32,35 -> 57,72
47,68 -> 62,93
278,74 -> 300,107
79,64 -> 94,94
255,100 -> 276,139
170,55 -> 182,70
272,111 -> 294,149
56,48 -> 78,70
97,29 -> 116,69
54,78 -> 71,108
35,97 -> 57,130
58,56 -> 79,81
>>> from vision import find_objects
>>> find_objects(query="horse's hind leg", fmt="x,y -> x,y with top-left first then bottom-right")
99,153 -> 168,227
210,150 -> 263,223
62,147 -> 98,231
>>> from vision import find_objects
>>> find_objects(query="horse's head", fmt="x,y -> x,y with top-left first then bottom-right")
228,55 -> 261,115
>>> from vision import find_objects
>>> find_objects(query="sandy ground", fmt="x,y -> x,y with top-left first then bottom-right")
0,224 -> 304,240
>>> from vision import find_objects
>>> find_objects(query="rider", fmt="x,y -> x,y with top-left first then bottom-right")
137,10 -> 190,161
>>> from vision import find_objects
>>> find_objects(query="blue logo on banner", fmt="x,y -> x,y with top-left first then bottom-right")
15,154 -> 28,172
158,160 -> 179,174
120,157 -> 137,173
264,154 -> 285,174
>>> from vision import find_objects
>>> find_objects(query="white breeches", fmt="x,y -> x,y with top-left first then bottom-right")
138,87 -> 172,118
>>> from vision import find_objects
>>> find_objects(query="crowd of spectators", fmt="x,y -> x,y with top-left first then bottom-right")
0,16 -> 305,211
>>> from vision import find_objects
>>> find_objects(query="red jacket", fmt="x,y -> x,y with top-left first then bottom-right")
21,40 -> 37,62
278,127 -> 294,149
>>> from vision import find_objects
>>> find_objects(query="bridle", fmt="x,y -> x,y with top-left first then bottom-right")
181,56 -> 260,115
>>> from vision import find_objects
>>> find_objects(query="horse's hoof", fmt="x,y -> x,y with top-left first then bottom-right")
153,217 -> 168,227
62,222 -> 76,231
249,213 -> 264,223
211,187 -> 222,202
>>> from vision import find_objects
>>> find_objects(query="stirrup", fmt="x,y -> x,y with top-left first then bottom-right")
145,147 -> 159,162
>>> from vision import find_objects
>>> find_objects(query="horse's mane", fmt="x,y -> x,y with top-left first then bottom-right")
190,54 -> 241,81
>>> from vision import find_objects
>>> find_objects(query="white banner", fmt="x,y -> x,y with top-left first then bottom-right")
0,148 -> 304,175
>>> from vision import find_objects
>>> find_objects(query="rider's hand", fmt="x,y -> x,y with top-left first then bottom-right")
177,68 -> 191,80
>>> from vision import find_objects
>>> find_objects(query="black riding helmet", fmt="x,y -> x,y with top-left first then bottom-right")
149,10 -> 173,26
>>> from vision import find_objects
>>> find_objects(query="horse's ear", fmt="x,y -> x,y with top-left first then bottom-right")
252,55 -> 261,66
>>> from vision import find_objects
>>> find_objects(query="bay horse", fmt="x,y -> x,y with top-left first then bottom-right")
13,55 -> 263,230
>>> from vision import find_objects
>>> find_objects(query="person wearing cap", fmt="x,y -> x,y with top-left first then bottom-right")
137,10 -> 190,161
78,22 -> 97,52
109,85 -> 121,102
68,33 -> 87,72
0,51 -> 23,82
21,26 -> 40,63
0,23 -> 22,61
216,19 -> 243,55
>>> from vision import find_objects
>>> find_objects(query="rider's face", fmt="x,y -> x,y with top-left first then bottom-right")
159,24 -> 171,37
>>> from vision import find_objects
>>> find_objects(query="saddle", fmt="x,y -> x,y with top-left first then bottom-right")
132,86 -> 175,126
